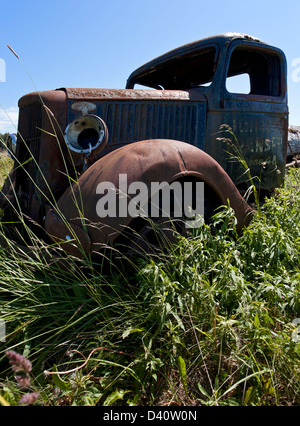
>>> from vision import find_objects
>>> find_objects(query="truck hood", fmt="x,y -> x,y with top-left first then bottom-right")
60,87 -> 206,102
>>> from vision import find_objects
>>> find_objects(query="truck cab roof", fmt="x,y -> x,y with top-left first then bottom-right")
126,33 -> 277,91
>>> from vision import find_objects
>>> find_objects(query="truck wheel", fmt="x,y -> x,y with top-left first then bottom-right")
116,179 -> 220,257
124,215 -> 186,256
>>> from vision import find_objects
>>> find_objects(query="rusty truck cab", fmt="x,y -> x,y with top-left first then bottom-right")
126,33 -> 288,195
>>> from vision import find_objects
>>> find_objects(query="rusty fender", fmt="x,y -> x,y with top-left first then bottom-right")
45,139 -> 252,258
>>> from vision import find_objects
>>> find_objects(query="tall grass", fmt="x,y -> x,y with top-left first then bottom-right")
0,167 -> 299,406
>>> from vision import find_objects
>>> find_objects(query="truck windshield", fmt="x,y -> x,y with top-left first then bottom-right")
132,46 -> 217,90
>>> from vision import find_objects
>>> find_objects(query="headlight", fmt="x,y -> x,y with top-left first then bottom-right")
64,115 -> 108,156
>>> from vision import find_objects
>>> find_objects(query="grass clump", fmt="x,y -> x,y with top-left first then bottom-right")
0,151 -> 13,189
0,168 -> 300,406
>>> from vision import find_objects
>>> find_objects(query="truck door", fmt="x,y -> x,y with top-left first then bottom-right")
205,41 -> 288,195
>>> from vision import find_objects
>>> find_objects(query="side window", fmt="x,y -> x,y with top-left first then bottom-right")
226,73 -> 251,94
226,46 -> 282,96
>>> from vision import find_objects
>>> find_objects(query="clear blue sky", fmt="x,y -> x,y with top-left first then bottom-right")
1,0 -> 300,132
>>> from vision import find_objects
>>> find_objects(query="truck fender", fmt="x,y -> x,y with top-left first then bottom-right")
45,139 -> 252,257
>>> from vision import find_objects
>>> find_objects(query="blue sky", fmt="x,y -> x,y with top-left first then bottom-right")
0,0 -> 300,132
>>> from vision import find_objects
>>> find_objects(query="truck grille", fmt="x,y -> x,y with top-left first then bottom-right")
15,102 -> 42,213
101,101 -> 204,154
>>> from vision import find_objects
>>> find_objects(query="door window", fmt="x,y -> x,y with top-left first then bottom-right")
226,46 -> 282,97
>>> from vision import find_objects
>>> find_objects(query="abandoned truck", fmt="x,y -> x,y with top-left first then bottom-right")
1,33 -> 288,258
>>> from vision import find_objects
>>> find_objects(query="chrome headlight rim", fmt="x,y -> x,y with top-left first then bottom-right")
64,114 -> 108,156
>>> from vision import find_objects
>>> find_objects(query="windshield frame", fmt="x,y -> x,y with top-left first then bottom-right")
127,43 -> 220,91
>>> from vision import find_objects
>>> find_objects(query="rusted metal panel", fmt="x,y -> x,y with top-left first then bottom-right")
206,110 -> 288,192
63,87 -> 205,101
